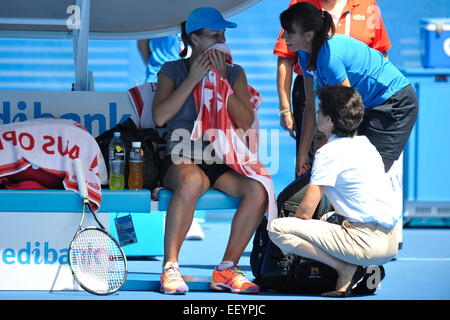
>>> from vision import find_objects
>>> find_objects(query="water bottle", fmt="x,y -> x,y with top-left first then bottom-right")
109,132 -> 125,190
128,141 -> 144,190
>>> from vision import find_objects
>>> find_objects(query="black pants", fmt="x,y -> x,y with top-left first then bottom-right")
292,75 -> 306,157
291,75 -> 324,178
357,84 -> 419,161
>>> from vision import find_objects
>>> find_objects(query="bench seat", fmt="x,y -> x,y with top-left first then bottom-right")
0,188 -> 241,213
0,188 -> 240,258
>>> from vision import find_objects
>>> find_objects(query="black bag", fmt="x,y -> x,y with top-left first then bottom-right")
276,170 -> 326,220
250,171 -> 338,294
95,118 -> 166,190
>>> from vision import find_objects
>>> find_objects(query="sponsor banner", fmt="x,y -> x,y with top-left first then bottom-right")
0,90 -> 139,137
0,211 -> 109,290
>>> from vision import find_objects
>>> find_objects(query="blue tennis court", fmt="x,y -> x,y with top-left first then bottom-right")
1,217 -> 449,301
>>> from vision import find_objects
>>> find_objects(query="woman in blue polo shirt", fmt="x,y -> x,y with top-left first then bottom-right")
280,2 -> 418,175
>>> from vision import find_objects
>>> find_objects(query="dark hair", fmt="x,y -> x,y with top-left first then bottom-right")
318,85 -> 364,137
280,2 -> 335,71
179,21 -> 203,58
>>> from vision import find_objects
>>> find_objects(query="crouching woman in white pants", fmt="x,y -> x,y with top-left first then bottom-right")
268,85 -> 399,297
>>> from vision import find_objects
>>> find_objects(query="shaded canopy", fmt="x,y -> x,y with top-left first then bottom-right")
0,0 -> 261,39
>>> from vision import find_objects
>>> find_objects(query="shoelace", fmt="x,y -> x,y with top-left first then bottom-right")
163,266 -> 183,282
225,266 -> 249,285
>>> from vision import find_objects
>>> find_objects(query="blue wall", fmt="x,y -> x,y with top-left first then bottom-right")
376,0 -> 450,68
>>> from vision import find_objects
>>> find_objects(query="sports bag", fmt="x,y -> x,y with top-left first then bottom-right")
250,171 -> 338,294
95,118 -> 166,190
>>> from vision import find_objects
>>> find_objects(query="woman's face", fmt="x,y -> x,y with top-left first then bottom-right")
193,28 -> 226,52
281,22 -> 313,52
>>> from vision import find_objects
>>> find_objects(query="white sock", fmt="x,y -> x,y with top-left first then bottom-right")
217,260 -> 235,271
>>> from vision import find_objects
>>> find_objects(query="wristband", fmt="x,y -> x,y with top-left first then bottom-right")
278,109 -> 292,115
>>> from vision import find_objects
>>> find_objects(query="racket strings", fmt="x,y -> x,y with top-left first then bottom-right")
70,229 -> 126,294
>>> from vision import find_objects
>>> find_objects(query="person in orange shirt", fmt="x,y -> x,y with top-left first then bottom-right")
274,0 -> 391,175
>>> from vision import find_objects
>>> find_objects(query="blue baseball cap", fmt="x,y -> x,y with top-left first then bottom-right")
185,7 -> 237,35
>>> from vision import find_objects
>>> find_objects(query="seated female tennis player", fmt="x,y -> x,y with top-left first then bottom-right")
269,85 -> 399,297
151,7 -> 267,295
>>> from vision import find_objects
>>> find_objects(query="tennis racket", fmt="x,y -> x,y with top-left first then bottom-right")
69,158 -> 128,295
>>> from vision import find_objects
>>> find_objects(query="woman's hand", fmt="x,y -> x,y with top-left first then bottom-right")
208,49 -> 227,78
152,53 -> 210,127
280,112 -> 296,139
296,151 -> 311,176
187,53 -> 210,84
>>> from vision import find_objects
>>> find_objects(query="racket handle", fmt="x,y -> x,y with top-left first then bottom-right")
73,158 -> 88,200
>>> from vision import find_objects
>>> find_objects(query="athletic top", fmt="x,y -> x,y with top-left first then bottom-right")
273,0 -> 391,75
158,59 -> 243,160
298,34 -> 409,108
311,135 -> 398,229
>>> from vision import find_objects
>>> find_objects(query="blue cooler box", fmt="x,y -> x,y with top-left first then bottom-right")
400,68 -> 450,223
421,18 -> 450,68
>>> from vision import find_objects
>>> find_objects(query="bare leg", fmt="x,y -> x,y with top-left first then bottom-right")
213,171 -> 267,263
162,161 -> 210,264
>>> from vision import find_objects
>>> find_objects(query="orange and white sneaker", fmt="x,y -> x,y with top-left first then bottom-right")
160,262 -> 189,294
210,263 -> 259,294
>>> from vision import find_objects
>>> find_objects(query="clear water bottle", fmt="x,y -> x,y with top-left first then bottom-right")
109,132 -> 125,190
128,141 -> 144,190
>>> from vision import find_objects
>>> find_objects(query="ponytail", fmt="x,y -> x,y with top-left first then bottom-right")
179,21 -> 203,58
280,2 -> 335,71
308,10 -> 335,70
180,21 -> 189,58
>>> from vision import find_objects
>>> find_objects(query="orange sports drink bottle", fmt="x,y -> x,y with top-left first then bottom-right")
128,141 -> 144,190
